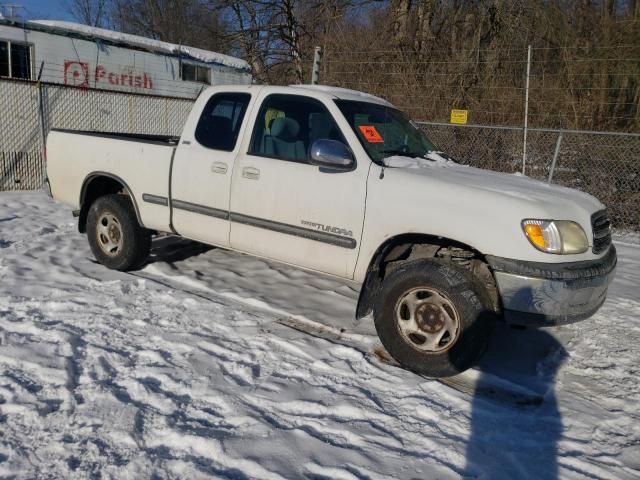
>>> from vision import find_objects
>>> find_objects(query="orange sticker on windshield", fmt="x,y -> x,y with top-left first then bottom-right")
358,125 -> 384,143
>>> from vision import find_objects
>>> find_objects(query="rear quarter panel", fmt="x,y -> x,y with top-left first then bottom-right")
46,131 -> 174,232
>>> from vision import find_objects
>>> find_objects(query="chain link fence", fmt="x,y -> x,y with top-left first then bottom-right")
1,77 -> 638,239
0,78 -> 193,190
0,80 -> 44,190
419,122 -> 639,239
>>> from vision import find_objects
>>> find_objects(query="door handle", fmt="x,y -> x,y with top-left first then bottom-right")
211,161 -> 228,174
242,167 -> 260,180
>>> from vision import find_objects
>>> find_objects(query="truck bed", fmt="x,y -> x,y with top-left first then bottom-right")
47,128 -> 177,233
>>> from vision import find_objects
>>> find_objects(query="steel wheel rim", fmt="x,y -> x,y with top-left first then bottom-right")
96,213 -> 123,256
394,286 -> 460,353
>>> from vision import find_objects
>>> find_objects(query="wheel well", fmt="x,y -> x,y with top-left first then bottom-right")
355,234 -> 501,319
78,174 -> 137,233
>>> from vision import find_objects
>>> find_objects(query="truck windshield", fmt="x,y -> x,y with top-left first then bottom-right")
335,99 -> 438,164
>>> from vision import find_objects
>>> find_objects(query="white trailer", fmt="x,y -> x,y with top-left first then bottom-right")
0,19 -> 252,98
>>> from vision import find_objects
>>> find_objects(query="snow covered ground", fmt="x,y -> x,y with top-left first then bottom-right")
0,190 -> 639,479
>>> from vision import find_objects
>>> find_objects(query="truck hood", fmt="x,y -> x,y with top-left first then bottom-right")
374,153 -> 607,262
383,153 -> 602,211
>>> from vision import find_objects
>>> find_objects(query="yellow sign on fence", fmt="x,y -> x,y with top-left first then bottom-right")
450,109 -> 468,125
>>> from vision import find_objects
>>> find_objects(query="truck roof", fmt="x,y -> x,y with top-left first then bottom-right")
207,84 -> 393,107
288,85 -> 393,106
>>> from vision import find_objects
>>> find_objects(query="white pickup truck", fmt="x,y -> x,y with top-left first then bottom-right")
46,85 -> 616,377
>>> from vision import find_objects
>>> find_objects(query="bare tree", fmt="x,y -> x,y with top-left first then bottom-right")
414,0 -> 435,54
320,0 -> 639,131
222,0 -> 309,84
66,0 -> 109,27
111,0 -> 229,52
390,0 -> 411,48
77,0 -> 638,131
222,0 -> 372,84
224,0 -> 270,80
633,0 -> 640,20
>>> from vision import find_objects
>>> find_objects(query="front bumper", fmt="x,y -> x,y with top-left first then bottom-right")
487,245 -> 617,326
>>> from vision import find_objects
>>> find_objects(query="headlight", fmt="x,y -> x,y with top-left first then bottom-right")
522,219 -> 589,254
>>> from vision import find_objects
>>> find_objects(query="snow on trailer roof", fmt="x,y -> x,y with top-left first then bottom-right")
28,20 -> 251,72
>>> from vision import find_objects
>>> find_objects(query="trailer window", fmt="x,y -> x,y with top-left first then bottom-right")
0,41 -> 8,77
181,63 -> 211,85
0,40 -> 31,80
11,43 -> 31,79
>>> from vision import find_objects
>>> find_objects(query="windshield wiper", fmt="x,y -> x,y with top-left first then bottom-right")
426,150 -> 459,164
380,148 -> 426,159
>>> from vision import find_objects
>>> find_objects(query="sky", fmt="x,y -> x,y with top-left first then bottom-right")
2,0 -> 75,22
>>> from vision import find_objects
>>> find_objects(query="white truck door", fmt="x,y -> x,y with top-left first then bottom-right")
170,92 -> 253,246
229,93 -> 368,278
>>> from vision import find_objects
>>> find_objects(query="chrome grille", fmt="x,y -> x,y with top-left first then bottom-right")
591,209 -> 612,254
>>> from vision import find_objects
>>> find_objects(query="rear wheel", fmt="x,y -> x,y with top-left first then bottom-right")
87,194 -> 150,271
374,259 -> 492,377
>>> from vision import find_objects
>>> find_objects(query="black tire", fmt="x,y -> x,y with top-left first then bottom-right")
86,194 -> 150,271
373,259 -> 492,377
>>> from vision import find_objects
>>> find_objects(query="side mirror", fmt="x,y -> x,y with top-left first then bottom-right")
309,139 -> 355,171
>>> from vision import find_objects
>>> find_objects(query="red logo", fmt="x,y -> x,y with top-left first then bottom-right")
63,60 -> 154,91
95,65 -> 153,89
64,61 -> 89,87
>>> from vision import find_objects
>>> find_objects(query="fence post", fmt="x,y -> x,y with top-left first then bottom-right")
311,46 -> 322,85
547,132 -> 563,184
36,62 -> 47,185
522,45 -> 532,175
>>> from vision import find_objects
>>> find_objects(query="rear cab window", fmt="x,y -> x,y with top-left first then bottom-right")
195,92 -> 251,151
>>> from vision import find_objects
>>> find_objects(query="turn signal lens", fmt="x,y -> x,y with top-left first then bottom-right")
522,219 -> 589,254
523,223 -> 545,250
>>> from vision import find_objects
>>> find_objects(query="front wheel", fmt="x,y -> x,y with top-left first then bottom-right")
86,194 -> 150,271
374,259 -> 492,377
